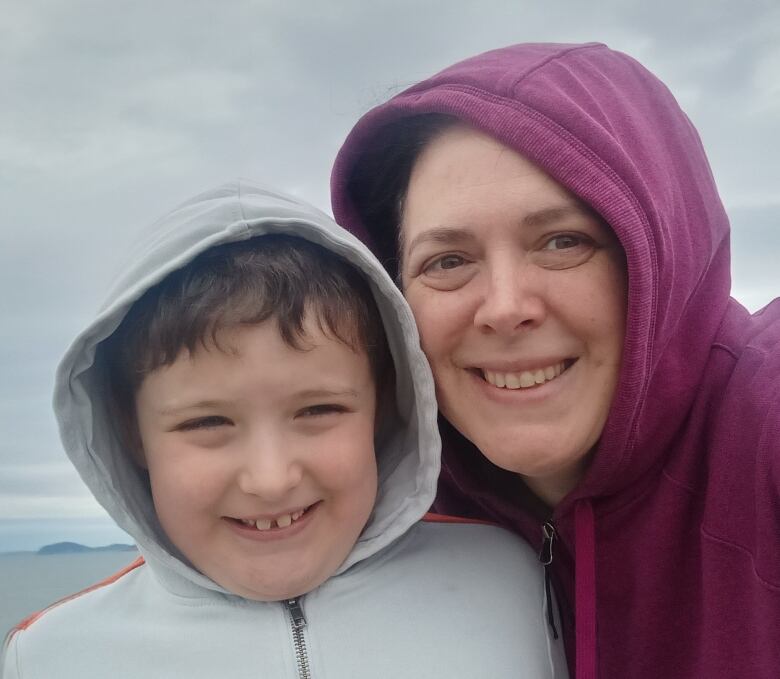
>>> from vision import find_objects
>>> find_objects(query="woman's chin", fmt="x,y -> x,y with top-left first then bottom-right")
452,420 -> 591,499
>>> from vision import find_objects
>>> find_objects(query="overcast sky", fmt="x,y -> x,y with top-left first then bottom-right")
1,0 -> 778,551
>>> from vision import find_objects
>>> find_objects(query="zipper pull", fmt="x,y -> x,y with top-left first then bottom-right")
286,598 -> 307,630
539,521 -> 555,566
538,522 -> 559,640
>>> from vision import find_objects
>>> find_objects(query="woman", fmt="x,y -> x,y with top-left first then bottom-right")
331,43 -> 780,678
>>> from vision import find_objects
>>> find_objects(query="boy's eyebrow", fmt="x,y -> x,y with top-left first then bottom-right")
294,388 -> 361,400
156,390 -> 361,416
157,400 -> 228,416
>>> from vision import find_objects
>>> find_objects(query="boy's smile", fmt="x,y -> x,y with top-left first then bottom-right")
134,317 -> 378,601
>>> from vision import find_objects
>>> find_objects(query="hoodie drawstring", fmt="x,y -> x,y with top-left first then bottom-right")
575,500 -> 597,679
539,521 -> 559,640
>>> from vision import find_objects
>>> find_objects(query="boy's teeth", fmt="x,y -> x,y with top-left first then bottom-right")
482,362 -> 566,390
245,509 -> 309,531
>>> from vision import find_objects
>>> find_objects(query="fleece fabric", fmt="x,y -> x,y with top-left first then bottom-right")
2,181 -> 566,678
331,43 -> 780,679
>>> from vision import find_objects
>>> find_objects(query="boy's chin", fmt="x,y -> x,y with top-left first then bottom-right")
220,573 -> 330,603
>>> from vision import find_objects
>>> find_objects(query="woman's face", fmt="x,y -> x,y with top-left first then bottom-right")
400,124 -> 627,505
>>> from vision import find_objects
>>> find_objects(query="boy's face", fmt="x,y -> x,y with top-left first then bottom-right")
134,317 -> 378,601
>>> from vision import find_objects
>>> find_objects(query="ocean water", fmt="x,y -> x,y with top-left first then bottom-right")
0,550 -> 139,639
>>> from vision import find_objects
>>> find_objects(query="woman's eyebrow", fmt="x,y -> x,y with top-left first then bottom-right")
404,227 -> 475,255
521,205 -> 592,228
404,205 -> 591,254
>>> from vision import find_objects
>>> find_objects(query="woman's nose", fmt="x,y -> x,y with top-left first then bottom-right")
236,436 -> 303,501
472,260 -> 546,335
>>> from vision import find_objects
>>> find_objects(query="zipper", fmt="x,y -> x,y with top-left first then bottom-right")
285,598 -> 312,679
538,521 -> 559,640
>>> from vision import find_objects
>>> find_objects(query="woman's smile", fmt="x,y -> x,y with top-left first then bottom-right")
465,355 -> 577,406
474,359 -> 573,390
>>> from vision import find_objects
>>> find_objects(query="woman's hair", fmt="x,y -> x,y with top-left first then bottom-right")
347,113 -> 458,282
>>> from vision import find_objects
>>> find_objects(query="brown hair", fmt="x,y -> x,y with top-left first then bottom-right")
347,113 -> 458,282
100,234 -> 391,450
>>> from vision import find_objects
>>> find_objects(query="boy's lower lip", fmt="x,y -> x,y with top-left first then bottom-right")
223,502 -> 321,542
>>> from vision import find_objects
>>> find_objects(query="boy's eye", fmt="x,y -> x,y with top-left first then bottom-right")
296,404 -> 348,419
176,416 -> 232,431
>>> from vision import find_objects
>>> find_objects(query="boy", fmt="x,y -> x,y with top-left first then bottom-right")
2,181 -> 566,678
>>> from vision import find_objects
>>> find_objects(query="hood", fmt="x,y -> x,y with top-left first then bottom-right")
331,42 -> 732,508
53,180 -> 440,596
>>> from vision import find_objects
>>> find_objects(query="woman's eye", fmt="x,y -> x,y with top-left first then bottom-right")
423,253 -> 467,273
542,234 -> 587,251
536,233 -> 597,269
413,252 -> 476,291
177,416 -> 231,431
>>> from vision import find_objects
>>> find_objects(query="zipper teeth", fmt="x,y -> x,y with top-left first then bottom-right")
291,625 -> 311,679
286,599 -> 311,679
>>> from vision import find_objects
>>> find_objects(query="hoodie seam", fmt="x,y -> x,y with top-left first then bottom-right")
15,635 -> 22,678
404,44 -> 606,99
565,459 -> 696,523
711,341 -> 740,361
700,526 -> 780,591
510,42 -> 605,85
10,631 -> 22,679
235,179 -> 249,227
661,468 -> 698,495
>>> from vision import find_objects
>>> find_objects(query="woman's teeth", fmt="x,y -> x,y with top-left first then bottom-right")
483,362 -> 566,389
239,509 -> 306,531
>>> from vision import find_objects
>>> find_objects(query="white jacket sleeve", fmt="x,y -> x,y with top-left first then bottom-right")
1,632 -> 21,679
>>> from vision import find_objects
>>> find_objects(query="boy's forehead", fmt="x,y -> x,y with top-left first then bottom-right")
136,317 -> 375,406
206,312 -> 366,357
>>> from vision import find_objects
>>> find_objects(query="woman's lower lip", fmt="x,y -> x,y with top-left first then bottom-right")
224,503 -> 320,542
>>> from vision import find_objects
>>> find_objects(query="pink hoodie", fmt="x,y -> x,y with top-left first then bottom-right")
332,43 -> 780,678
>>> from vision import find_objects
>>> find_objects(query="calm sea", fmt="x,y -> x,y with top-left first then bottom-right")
0,550 -> 139,639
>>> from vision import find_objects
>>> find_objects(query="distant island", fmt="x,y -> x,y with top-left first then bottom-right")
37,542 -> 137,555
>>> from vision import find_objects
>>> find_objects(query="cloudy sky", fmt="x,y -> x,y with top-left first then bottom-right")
1,0 -> 778,551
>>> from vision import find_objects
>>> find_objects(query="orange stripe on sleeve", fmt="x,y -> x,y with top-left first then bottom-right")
422,511 -> 498,527
9,556 -> 146,635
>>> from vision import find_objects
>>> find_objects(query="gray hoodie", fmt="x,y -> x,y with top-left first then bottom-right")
3,181 -> 566,678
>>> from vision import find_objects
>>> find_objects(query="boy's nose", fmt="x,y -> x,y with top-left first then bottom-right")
236,440 -> 303,501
